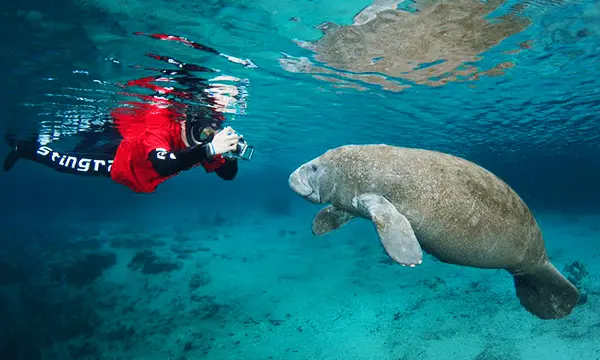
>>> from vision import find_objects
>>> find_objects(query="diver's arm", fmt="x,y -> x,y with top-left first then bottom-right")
215,158 -> 238,180
147,144 -> 212,177
147,126 -> 239,178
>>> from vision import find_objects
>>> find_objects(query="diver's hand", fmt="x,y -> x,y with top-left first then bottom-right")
209,126 -> 239,156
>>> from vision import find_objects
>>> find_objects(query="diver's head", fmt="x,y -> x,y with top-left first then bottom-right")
180,90 -> 254,160
181,103 -> 222,147
181,77 -> 243,147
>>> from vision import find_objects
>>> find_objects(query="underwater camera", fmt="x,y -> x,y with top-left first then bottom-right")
231,136 -> 255,161
186,117 -> 255,161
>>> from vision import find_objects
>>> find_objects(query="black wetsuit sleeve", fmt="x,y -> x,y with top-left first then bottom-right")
215,158 -> 238,180
148,144 -> 211,177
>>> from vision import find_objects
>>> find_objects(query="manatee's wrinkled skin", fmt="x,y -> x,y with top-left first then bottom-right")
281,0 -> 566,91
289,144 -> 579,319
293,144 -> 544,271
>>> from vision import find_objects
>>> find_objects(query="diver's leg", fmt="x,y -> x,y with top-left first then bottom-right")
73,121 -> 121,153
3,141 -> 114,177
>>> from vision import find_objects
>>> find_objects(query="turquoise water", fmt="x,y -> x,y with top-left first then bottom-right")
1,0 -> 600,359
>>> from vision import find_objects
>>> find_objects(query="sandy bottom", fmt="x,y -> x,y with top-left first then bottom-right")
1,205 -> 599,360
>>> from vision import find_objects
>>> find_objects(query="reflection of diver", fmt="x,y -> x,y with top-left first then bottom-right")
3,76 -> 254,194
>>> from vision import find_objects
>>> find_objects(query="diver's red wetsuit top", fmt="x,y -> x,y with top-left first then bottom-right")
110,104 -> 225,193
109,77 -> 226,193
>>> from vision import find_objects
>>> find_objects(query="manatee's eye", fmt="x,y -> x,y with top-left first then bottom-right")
311,164 -> 318,171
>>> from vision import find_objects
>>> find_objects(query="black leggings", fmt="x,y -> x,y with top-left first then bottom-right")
19,142 -> 118,178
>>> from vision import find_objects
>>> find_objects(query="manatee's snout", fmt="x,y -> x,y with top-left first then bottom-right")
289,165 -> 313,197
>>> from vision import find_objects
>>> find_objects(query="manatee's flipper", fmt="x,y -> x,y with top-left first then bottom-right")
353,193 -> 423,267
312,205 -> 355,235
513,260 -> 580,319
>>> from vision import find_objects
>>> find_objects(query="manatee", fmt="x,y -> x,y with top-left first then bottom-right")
288,144 -> 579,319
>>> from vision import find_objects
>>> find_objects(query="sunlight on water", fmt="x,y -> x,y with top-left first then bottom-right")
1,0 -> 596,208
2,0 -> 598,168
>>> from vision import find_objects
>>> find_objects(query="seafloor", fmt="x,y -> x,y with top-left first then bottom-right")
1,181 -> 598,360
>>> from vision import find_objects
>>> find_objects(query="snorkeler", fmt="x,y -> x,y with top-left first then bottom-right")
2,74 -> 254,194
3,32 -> 256,193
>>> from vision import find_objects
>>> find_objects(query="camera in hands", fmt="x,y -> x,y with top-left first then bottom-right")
231,136 -> 254,161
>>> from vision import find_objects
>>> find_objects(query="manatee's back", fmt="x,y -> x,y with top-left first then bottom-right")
326,144 -> 546,271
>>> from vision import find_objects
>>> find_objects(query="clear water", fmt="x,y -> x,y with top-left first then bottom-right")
1,0 -> 599,359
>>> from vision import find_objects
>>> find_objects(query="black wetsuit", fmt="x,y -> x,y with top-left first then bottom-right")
4,133 -> 238,181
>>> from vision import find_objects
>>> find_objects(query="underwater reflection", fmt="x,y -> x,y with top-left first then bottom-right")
280,0 -> 571,91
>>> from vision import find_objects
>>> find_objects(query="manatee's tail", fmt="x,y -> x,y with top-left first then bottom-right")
513,260 -> 580,319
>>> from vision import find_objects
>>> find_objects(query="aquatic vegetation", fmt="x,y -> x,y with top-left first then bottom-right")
51,252 -> 117,287
127,250 -> 182,274
189,272 -> 211,289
